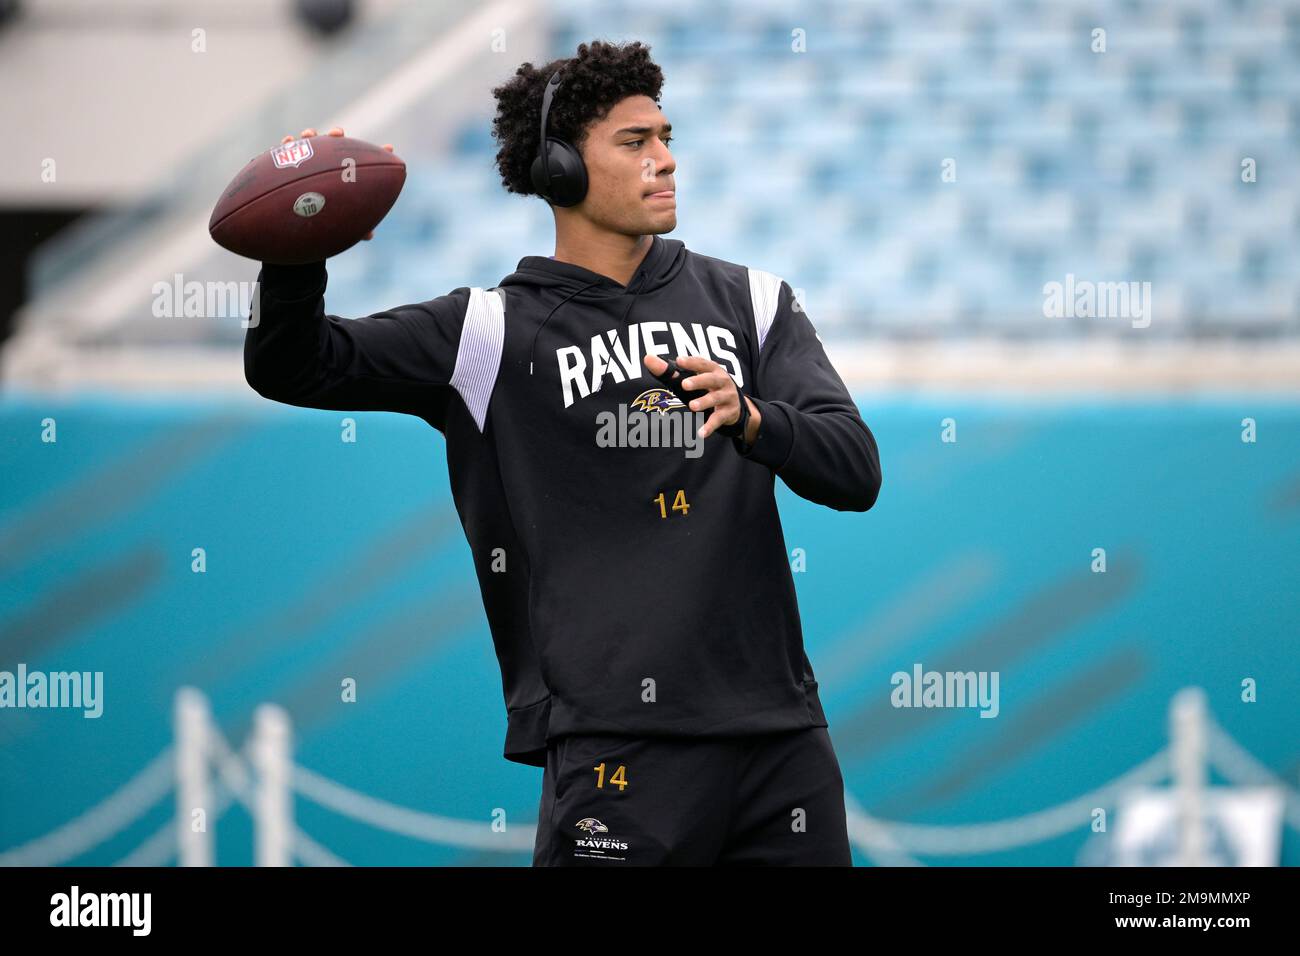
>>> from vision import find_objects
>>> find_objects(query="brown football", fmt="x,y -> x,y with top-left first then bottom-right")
209,136 -> 406,264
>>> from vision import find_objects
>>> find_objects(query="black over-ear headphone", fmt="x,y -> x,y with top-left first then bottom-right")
529,70 -> 588,207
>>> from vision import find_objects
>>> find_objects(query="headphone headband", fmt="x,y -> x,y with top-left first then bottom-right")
538,71 -> 564,201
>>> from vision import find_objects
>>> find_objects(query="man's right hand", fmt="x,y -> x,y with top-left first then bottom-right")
282,127 -> 396,241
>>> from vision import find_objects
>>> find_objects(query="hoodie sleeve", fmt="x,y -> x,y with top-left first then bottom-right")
732,279 -> 882,512
243,259 -> 469,416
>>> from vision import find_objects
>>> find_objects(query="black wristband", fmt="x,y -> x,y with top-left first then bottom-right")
716,382 -> 750,438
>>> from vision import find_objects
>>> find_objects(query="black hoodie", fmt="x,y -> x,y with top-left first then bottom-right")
245,235 -> 882,767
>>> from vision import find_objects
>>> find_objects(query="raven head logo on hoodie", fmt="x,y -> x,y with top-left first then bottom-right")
629,387 -> 685,415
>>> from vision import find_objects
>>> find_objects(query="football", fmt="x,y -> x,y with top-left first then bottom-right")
209,136 -> 406,264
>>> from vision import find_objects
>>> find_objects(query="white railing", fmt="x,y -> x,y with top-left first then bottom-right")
1,685 -> 1294,866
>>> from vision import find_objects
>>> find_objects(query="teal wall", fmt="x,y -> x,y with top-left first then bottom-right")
2,395 -> 1297,865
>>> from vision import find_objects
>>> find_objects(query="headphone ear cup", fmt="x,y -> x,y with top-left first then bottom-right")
530,137 -> 588,207
528,151 -> 550,197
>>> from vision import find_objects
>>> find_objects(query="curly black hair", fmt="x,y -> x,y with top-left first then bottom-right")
491,40 -> 665,198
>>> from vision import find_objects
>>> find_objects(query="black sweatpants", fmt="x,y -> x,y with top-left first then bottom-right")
532,725 -> 852,866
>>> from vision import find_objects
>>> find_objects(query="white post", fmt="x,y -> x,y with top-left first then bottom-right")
174,687 -> 214,867
1170,686 -> 1208,866
252,703 -> 293,867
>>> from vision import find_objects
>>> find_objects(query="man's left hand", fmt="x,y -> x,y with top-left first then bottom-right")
643,353 -> 760,443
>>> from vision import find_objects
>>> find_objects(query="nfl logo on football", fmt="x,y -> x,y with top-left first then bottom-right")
271,139 -> 314,169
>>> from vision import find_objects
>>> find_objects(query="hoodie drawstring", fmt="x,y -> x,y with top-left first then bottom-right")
527,267 -> 650,379
528,278 -> 603,375
594,268 -> 648,393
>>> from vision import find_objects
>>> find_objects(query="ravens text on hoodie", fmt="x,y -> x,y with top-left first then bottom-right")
244,235 -> 882,767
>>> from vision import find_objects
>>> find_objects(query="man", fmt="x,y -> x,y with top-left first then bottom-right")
245,40 -> 882,865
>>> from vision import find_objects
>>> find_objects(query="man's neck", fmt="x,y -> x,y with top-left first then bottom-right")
552,223 -> 654,288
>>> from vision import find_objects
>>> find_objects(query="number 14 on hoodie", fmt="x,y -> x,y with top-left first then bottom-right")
653,489 -> 691,517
